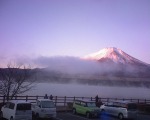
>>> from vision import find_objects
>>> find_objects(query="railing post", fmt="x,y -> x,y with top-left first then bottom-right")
3,95 -> 5,104
64,96 -> 66,106
74,96 -> 75,101
26,95 -> 28,102
91,97 -> 92,101
55,96 -> 57,106
138,99 -> 139,103
36,95 -> 38,100
15,96 -> 17,100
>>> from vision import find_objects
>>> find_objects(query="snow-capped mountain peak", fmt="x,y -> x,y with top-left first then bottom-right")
83,47 -> 148,66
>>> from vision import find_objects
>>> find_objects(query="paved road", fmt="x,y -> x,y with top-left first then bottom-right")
54,112 -> 150,120
55,112 -> 119,120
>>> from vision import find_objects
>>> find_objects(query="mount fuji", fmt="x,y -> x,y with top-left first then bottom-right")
82,47 -> 150,78
83,47 -> 149,67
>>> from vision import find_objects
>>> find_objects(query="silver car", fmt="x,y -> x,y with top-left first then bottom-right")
100,100 -> 138,120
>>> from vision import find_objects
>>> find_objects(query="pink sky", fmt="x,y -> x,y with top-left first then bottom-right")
0,0 -> 150,67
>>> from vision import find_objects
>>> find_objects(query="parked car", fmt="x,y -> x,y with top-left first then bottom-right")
72,99 -> 101,118
0,100 -> 32,120
32,99 -> 56,119
100,100 -> 138,120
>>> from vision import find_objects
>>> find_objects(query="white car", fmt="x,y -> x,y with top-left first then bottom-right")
32,99 -> 56,119
100,100 -> 138,120
0,100 -> 32,120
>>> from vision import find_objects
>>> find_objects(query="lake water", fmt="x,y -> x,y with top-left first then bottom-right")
25,83 -> 150,99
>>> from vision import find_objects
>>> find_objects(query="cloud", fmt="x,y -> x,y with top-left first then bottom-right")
33,56 -> 111,74
5,55 -> 149,78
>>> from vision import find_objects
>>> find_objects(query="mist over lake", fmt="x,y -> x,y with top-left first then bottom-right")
25,83 -> 150,99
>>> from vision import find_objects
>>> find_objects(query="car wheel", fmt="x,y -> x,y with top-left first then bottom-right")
86,112 -> 91,118
0,112 -> 3,119
118,113 -> 124,120
101,109 -> 105,112
32,112 -> 36,120
35,113 -> 40,120
10,117 -> 14,120
101,109 -> 105,115
72,108 -> 76,114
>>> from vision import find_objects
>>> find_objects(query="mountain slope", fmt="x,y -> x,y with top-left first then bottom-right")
83,47 -> 148,66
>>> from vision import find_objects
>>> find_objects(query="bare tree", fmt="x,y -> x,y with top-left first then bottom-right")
0,63 -> 36,100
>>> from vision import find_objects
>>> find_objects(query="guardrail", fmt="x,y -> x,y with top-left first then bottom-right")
0,95 -> 150,106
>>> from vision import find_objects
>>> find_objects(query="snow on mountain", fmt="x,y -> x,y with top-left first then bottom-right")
83,47 -> 148,66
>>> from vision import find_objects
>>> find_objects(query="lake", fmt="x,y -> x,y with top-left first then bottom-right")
25,83 -> 150,99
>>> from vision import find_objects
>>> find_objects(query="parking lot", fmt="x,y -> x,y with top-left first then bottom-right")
54,112 -> 119,120
53,112 -> 150,120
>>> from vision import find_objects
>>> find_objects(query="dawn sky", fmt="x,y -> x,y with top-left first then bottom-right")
0,0 -> 150,67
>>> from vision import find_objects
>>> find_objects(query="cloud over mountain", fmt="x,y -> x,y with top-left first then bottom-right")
32,47 -> 150,78
34,56 -> 106,74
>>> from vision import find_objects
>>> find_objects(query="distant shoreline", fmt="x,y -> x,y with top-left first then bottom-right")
34,77 -> 150,88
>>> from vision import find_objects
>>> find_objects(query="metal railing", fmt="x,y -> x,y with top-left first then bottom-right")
0,95 -> 150,106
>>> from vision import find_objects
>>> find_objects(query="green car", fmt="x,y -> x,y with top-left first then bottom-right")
72,99 -> 101,118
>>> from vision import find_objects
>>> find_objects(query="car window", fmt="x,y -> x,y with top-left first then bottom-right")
5,102 -> 10,108
81,102 -> 86,107
75,101 -> 80,105
87,102 -> 96,107
41,101 -> 55,108
114,102 -> 124,107
106,102 -> 114,107
120,103 -> 127,108
9,103 -> 15,109
113,102 -> 118,107
16,103 -> 31,110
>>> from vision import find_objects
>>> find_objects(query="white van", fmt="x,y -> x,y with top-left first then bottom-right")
100,100 -> 138,120
32,99 -> 56,119
0,100 -> 32,120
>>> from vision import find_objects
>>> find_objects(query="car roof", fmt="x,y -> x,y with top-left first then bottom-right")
107,100 -> 136,104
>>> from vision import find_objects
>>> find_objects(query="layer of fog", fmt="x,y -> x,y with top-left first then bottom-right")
25,83 -> 150,99
33,56 -> 140,74
14,56 -> 150,88
35,56 -> 107,74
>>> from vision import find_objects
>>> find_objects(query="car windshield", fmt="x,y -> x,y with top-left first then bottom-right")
16,103 -> 31,110
87,102 -> 96,107
41,101 -> 55,108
